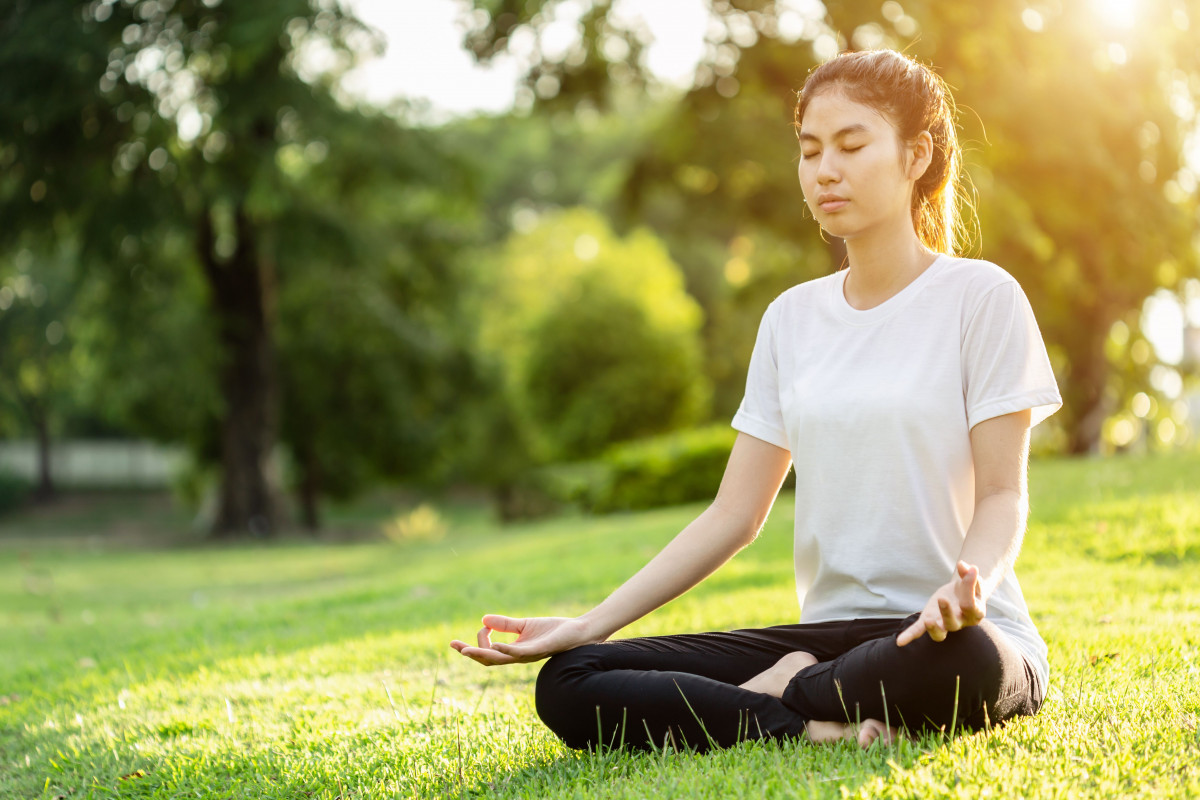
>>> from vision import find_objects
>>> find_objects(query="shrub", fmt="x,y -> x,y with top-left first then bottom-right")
551,425 -> 795,515
524,282 -> 708,458
472,207 -> 711,463
590,425 -> 737,513
0,468 -> 31,516
382,504 -> 448,543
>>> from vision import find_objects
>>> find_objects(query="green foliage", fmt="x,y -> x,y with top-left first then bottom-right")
473,207 -> 710,463
275,263 -> 461,501
68,231 -> 222,448
0,1 -> 488,529
1,452 -> 1199,797
0,467 -> 31,515
381,503 -> 448,544
595,425 -> 741,514
461,0 -> 1200,454
525,278 -> 707,457
565,425 -> 774,514
0,240 -> 84,496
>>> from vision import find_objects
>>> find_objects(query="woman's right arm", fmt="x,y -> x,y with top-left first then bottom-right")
450,432 -> 793,666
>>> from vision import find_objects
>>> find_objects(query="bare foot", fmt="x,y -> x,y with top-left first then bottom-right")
804,718 -> 901,748
737,650 -> 818,696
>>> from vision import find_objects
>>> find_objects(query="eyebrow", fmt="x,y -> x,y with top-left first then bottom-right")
797,123 -> 871,143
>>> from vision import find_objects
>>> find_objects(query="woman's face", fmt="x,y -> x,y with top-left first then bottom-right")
797,90 -> 924,242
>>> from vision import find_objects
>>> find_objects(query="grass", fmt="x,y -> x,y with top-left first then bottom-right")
1,451 -> 1199,798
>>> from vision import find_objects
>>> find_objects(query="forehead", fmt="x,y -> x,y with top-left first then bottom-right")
798,91 -> 893,142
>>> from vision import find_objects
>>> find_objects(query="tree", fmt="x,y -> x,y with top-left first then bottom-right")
0,240 -> 81,500
1,0 -> 485,533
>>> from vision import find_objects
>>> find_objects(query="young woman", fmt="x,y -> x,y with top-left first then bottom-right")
450,48 -> 1063,752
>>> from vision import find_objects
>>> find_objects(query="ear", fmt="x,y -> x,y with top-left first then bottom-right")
905,130 -> 934,181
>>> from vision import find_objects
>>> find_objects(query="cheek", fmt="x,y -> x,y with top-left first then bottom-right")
798,160 -> 814,186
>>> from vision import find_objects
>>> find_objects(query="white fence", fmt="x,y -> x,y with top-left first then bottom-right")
0,440 -> 187,489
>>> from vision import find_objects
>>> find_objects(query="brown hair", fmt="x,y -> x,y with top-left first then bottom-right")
793,49 -> 978,257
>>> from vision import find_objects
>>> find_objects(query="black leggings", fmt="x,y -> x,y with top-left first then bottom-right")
534,613 -> 1044,753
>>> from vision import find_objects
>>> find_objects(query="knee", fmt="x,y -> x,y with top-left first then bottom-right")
939,624 -> 1004,690
888,623 -> 1006,724
536,646 -> 598,701
896,623 -> 1002,684
534,646 -> 604,749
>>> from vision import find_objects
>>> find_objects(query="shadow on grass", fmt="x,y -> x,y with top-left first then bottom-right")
16,728 -> 928,800
436,733 -> 941,799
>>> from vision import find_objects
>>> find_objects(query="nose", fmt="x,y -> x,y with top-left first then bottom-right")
815,151 -> 840,184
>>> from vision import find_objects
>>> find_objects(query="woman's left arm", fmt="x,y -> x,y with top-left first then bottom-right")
896,406 -> 1032,646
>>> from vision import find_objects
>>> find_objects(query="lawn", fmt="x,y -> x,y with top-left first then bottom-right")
1,451 -> 1199,798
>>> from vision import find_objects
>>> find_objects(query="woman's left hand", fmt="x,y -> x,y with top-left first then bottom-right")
896,561 -> 985,646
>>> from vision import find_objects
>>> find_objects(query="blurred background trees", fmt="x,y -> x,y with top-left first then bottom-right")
460,0 -> 1200,453
2,0 -> 1198,534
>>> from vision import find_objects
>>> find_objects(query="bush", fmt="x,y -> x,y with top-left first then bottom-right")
0,468 -> 31,516
471,207 -> 711,464
591,425 -> 737,513
382,503 -> 448,543
524,283 -> 708,458
545,425 -> 795,515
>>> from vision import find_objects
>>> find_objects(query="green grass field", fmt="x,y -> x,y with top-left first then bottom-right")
2,452 -> 1199,798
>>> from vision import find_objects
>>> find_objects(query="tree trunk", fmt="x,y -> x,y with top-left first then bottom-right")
297,442 -> 321,533
197,204 -> 279,538
32,409 -> 54,503
1061,320 -> 1112,455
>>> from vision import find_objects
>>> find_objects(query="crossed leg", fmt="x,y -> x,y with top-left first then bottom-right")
534,615 -> 1042,754
534,626 -> 812,753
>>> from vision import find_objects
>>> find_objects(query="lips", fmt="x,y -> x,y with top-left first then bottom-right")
817,193 -> 848,211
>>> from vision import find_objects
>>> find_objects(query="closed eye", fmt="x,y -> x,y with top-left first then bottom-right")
801,145 -> 865,159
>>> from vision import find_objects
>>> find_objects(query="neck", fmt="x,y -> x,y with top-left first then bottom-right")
841,227 -> 939,309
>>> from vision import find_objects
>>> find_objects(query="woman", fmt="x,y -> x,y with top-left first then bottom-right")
450,48 -> 1063,753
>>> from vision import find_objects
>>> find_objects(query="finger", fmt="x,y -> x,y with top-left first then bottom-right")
926,611 -> 947,642
490,642 -> 519,657
476,626 -> 493,649
481,614 -> 525,634
896,619 -> 926,647
458,646 -> 517,666
958,564 -> 980,596
938,597 -> 961,632
957,560 -> 971,578
956,565 -> 981,609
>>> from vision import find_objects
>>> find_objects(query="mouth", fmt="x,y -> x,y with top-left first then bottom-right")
818,199 -> 849,212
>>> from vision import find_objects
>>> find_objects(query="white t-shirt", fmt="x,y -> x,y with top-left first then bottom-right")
731,253 -> 1063,690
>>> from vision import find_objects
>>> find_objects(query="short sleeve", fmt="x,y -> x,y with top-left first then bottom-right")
731,302 -> 791,451
962,280 -> 1063,431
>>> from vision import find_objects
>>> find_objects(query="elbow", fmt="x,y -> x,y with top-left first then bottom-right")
976,484 -> 1026,509
976,486 -> 1030,528
707,498 -> 762,547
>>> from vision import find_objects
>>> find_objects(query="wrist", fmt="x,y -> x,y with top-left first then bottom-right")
575,612 -> 615,644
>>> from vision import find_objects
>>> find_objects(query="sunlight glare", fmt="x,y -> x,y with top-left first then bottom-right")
1091,0 -> 1140,29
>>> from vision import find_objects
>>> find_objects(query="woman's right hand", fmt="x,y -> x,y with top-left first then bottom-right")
450,614 -> 602,666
